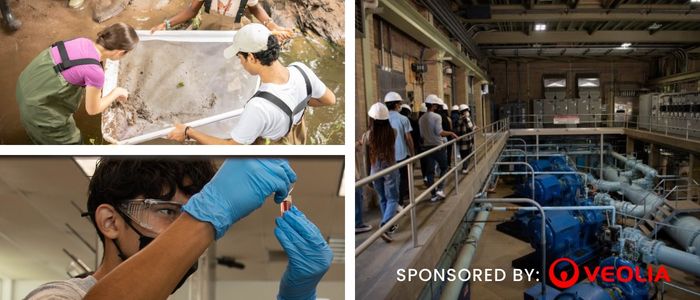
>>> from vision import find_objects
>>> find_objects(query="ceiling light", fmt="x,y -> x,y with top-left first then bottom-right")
73,157 -> 99,178
621,43 -> 632,48
692,0 -> 700,3
534,24 -> 547,31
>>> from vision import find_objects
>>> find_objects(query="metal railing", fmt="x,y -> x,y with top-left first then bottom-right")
507,113 -> 700,141
355,118 -> 510,256
660,281 -> 700,299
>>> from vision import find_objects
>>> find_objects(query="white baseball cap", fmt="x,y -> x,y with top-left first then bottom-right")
401,104 -> 412,112
368,102 -> 389,120
452,105 -> 459,111
223,23 -> 272,59
425,94 -> 440,105
459,104 -> 469,111
384,91 -> 403,103
420,103 -> 427,113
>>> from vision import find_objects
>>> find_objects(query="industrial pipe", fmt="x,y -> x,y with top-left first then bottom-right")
610,151 -> 658,189
594,193 -> 662,218
587,174 -> 622,192
620,228 -> 700,277
439,204 -> 491,300
665,215 -> 700,256
469,198 -> 547,299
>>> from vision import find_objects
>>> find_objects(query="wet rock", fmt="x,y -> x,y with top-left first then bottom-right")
264,0 -> 344,46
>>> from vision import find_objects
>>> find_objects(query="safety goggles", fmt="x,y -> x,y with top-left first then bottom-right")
119,198 -> 183,234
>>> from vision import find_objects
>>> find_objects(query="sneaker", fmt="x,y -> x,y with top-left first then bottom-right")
436,190 -> 446,198
388,224 -> 399,234
461,169 -> 468,174
381,232 -> 393,243
396,204 -> 404,214
430,195 -> 441,202
355,224 -> 372,234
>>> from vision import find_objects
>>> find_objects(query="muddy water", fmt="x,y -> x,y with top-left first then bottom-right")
0,0 -> 344,144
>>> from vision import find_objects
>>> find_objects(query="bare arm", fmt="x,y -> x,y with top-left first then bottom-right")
308,88 -> 335,107
405,133 -> 415,157
84,86 -> 126,116
248,3 -> 293,40
440,131 -> 458,139
84,213 -> 213,300
152,0 -> 204,32
167,124 -> 239,145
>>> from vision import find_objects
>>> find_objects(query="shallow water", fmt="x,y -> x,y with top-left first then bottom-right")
0,0 -> 344,144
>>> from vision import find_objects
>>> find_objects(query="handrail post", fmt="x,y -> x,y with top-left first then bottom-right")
407,162 -> 417,248
454,144 -> 460,195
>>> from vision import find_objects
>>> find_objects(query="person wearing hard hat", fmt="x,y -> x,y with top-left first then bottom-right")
439,101 -> 455,170
150,0 -> 293,42
458,105 -> 477,174
451,105 -> 460,132
400,103 -> 421,164
357,102 -> 399,242
167,23 -> 336,145
419,95 -> 458,202
383,92 -> 415,209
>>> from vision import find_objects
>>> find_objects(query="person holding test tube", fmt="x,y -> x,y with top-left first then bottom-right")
24,158 -> 332,300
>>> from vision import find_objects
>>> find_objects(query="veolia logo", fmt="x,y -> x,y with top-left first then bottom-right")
548,257 -> 671,289
549,258 -> 579,289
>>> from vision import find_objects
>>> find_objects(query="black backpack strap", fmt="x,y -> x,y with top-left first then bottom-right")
234,0 -> 248,23
254,91 -> 295,135
203,0 -> 212,13
51,41 -> 102,74
290,64 -> 311,98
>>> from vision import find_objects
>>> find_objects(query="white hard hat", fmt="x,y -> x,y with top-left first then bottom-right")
223,23 -> 272,59
420,103 -> 427,113
401,104 -> 412,112
425,94 -> 440,105
368,102 -> 389,120
442,103 -> 448,110
384,92 -> 403,103
459,104 -> 469,111
452,105 -> 459,111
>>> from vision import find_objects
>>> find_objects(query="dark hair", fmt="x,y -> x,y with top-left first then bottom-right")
86,158 -> 217,242
400,107 -> 411,117
96,22 -> 139,51
386,101 -> 401,110
239,35 -> 280,66
368,119 -> 396,165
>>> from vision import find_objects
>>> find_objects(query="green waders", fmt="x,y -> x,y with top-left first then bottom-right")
16,49 -> 85,144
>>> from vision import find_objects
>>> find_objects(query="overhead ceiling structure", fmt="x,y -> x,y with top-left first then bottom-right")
0,157 -> 344,282
449,0 -> 700,60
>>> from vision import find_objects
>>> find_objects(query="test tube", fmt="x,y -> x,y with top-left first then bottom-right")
280,185 -> 294,216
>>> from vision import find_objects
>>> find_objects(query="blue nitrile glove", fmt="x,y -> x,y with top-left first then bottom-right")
183,158 -> 297,239
275,206 -> 333,300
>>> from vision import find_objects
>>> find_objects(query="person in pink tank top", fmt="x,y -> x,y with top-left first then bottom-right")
15,23 -> 140,144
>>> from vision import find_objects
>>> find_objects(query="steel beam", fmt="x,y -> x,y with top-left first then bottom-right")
378,0 -> 488,80
474,31 -> 700,44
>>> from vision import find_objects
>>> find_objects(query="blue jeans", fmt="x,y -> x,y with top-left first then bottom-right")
424,147 -> 448,196
355,186 -> 364,227
371,161 -> 399,226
